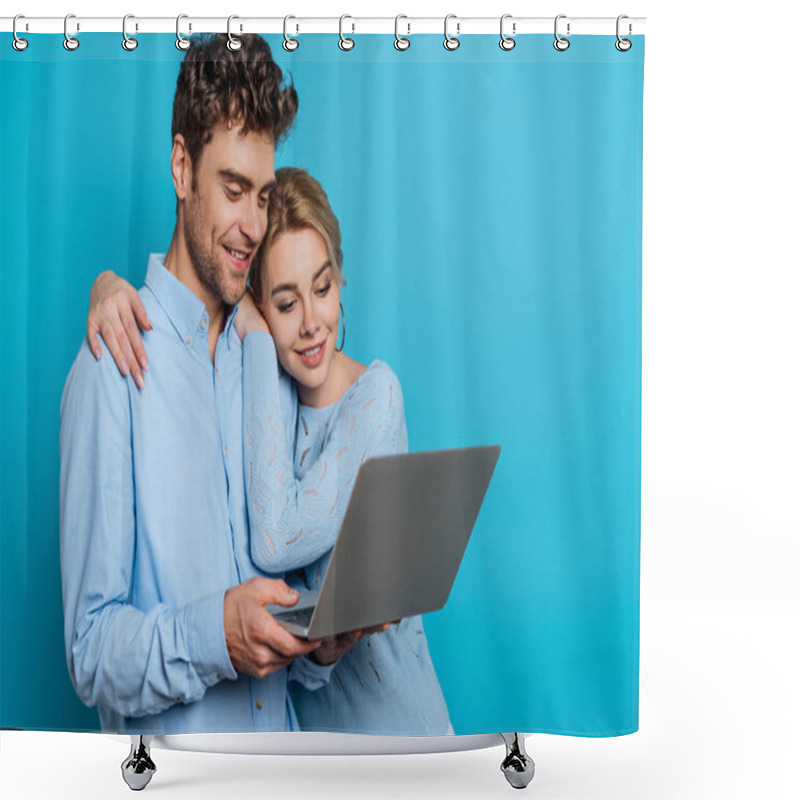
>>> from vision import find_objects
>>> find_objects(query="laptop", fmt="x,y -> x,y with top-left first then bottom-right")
265,445 -> 501,640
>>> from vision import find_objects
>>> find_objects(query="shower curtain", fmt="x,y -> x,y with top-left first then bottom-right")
0,30 -> 643,737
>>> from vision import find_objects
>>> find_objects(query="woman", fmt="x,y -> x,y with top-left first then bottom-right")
87,167 -> 451,736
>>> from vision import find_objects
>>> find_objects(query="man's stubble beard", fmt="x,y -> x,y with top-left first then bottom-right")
184,188 -> 248,309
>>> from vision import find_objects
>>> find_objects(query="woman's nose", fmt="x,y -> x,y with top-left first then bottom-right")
301,306 -> 320,336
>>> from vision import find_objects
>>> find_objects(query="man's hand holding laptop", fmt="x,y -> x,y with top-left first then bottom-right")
224,577 -> 398,675
224,578 -> 320,678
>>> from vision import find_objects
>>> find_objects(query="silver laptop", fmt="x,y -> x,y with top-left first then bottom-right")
265,445 -> 501,640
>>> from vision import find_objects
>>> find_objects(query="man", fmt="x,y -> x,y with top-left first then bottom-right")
60,34 -> 342,735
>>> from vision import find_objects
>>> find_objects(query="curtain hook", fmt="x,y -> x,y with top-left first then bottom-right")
553,14 -> 570,51
176,14 -> 191,51
394,14 -> 410,51
64,13 -> 80,51
444,14 -> 460,51
12,14 -> 29,52
339,15 -> 355,51
283,15 -> 299,51
616,15 -> 632,51
122,14 -> 138,51
499,14 -> 516,51
227,15 -> 242,52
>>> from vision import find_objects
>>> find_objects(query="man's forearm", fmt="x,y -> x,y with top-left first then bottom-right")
67,589 -> 234,718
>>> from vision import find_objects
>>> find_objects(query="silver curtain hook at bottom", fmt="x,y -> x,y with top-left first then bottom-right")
444,14 -> 460,51
176,14 -> 191,51
12,14 -> 28,51
616,15 -> 632,51
283,15 -> 299,51
122,14 -> 138,51
64,13 -> 79,51
554,14 -> 570,51
339,15 -> 354,51
227,15 -> 241,51
394,15 -> 410,51
500,14 -> 516,51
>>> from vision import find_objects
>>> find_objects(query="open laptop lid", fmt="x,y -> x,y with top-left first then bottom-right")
304,445 -> 500,640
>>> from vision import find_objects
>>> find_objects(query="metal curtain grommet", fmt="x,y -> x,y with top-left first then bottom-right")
64,13 -> 80,51
499,14 -> 516,51
12,14 -> 29,51
394,15 -> 410,51
616,14 -> 632,51
283,15 -> 299,51
227,15 -> 242,52
176,14 -> 191,51
444,14 -> 460,51
122,14 -> 138,51
553,14 -> 570,51
339,15 -> 354,51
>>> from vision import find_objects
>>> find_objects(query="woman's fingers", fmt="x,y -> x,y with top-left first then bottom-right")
121,304 -> 148,382
91,304 -> 147,389
87,320 -> 103,361
116,326 -> 143,390
100,317 -> 129,377
98,307 -> 133,381
86,272 -> 150,385
130,290 -> 153,333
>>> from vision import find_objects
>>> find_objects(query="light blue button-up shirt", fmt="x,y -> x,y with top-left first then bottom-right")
60,254 -> 327,734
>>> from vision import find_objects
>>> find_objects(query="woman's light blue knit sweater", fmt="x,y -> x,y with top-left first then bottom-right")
243,332 -> 451,735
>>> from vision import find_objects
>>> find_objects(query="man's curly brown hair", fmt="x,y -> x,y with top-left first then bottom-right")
171,34 -> 298,170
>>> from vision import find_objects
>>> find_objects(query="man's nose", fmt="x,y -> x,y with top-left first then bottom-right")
240,197 -> 265,244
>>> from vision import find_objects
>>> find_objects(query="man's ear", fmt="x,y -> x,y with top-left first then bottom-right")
171,134 -> 191,200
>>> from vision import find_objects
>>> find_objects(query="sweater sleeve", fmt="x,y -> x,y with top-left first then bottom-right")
242,332 -> 407,574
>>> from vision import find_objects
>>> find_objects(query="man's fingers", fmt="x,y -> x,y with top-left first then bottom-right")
262,617 -> 318,658
252,577 -> 299,607
361,623 -> 392,635
259,646 -> 292,671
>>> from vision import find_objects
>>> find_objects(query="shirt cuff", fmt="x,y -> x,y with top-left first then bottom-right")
183,589 -> 237,687
288,654 -> 338,691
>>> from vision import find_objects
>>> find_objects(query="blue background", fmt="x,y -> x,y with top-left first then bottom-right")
1,33 -> 643,735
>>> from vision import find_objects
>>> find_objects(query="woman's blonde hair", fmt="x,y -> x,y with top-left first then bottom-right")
250,167 -> 345,307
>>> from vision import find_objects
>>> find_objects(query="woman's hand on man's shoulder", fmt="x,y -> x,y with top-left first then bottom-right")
87,270 -> 152,390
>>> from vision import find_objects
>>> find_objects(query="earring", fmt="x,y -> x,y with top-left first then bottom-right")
336,302 -> 346,352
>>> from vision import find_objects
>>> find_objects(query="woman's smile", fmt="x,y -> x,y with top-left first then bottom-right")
296,338 -> 327,369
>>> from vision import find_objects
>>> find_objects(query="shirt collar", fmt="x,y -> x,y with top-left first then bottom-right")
145,254 -> 240,351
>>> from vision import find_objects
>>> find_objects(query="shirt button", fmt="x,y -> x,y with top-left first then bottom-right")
215,367 -> 220,377
224,446 -> 229,459
256,698 -> 263,711
185,335 -> 191,345
217,673 -> 224,681
200,317 -> 207,329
